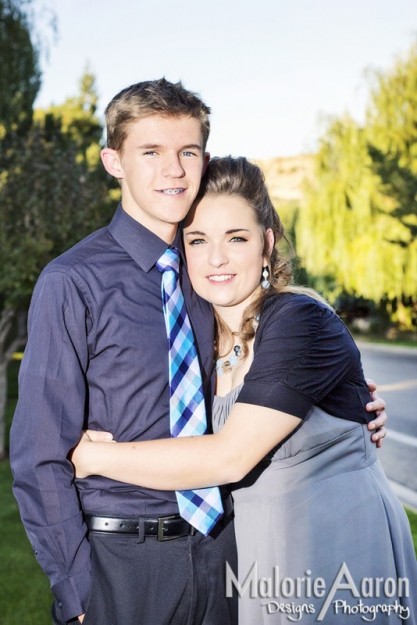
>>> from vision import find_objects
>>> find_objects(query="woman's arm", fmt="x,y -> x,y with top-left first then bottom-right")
71,403 -> 301,489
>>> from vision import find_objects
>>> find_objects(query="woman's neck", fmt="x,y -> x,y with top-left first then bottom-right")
213,303 -> 245,335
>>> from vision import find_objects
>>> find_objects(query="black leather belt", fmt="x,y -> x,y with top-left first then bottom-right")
85,514 -> 196,541
85,495 -> 233,542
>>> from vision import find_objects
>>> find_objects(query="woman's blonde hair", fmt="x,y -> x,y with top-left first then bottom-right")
196,156 -> 328,359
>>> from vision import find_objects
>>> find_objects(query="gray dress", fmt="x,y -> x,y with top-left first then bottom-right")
213,387 -> 417,624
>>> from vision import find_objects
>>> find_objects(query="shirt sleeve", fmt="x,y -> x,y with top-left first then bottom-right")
10,267 -> 93,622
237,295 -> 358,418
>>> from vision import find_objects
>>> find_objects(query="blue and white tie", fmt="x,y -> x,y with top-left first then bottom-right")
156,247 -> 224,536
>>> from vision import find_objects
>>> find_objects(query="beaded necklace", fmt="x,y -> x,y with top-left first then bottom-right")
215,345 -> 243,376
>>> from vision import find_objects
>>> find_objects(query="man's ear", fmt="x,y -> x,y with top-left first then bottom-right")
202,152 -> 210,176
101,148 -> 124,179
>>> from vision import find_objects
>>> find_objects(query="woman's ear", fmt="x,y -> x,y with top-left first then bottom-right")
100,148 -> 124,179
264,228 -> 275,262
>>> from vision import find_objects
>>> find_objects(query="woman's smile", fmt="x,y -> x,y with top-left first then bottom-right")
207,273 -> 236,284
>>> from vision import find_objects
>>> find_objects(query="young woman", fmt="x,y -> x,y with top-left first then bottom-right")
72,157 -> 416,623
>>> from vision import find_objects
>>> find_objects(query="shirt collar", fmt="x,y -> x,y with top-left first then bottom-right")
108,204 -> 184,272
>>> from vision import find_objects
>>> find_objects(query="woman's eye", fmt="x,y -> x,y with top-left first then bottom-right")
230,236 -> 247,243
188,238 -> 205,245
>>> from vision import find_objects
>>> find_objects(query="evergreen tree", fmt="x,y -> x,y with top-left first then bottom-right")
0,46 -> 114,457
0,0 -> 42,458
0,0 -> 41,133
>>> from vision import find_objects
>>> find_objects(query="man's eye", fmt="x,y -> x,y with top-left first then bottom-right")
182,151 -> 196,157
143,151 -> 157,156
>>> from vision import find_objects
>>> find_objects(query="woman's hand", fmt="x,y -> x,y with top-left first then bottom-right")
365,378 -> 387,448
70,430 -> 114,478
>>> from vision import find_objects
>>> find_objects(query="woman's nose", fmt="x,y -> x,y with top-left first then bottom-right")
208,245 -> 229,268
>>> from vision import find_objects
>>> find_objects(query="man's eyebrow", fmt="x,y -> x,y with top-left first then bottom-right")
138,143 -> 203,151
181,144 -> 203,151
138,143 -> 160,149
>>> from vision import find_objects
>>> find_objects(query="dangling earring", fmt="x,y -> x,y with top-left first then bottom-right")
261,266 -> 270,289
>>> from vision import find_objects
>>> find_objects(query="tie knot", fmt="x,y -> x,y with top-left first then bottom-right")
156,247 -> 180,274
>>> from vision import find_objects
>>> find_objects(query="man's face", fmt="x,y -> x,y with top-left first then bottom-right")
101,114 -> 209,242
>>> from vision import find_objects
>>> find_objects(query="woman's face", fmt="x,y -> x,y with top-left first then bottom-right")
183,193 -> 273,315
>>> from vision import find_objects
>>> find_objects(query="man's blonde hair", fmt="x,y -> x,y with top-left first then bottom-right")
105,78 -> 211,151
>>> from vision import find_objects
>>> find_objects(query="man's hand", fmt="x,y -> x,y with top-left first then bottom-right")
365,378 -> 387,448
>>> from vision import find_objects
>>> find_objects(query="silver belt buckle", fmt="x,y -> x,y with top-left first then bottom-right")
157,514 -> 181,541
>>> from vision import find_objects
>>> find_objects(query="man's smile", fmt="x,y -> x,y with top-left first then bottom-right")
158,188 -> 186,195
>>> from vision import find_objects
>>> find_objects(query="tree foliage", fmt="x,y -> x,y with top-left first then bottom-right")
0,0 -> 41,133
0,3 -> 114,457
34,68 -> 104,166
0,119 -> 112,308
296,42 -> 417,331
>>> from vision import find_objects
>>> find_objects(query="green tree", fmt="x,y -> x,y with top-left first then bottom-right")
366,42 -> 417,327
0,0 -> 42,458
296,42 -> 417,331
0,0 -> 41,133
297,116 -> 378,297
34,67 -> 104,166
0,66 -> 116,459
0,3 -> 115,461
0,113 -> 114,459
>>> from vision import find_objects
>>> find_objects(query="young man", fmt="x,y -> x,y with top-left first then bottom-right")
10,78 -> 386,625
10,79 -> 237,625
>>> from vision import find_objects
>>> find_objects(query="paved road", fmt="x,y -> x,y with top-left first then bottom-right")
358,342 -> 417,508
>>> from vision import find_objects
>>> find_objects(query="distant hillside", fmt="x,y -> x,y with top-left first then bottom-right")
255,154 -> 315,204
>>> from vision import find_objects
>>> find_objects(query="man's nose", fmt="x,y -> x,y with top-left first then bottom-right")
162,154 -> 185,177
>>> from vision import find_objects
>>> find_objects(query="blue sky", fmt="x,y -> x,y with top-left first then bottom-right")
35,0 -> 417,158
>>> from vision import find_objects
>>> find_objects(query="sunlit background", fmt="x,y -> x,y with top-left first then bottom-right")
36,0 -> 417,158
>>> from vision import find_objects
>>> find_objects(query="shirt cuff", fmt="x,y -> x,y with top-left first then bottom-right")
237,381 -> 313,419
52,569 -> 92,622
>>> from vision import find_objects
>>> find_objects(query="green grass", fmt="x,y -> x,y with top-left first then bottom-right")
1,361 -> 52,624
0,460 -> 52,625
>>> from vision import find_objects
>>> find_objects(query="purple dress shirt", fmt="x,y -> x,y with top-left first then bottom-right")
10,205 -> 214,621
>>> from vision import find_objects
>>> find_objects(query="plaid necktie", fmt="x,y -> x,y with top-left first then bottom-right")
156,247 -> 224,535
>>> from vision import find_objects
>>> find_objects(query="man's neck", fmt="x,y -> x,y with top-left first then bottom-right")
121,203 -> 179,244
